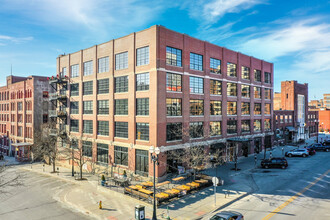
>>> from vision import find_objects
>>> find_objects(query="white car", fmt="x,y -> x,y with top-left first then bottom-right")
285,149 -> 309,157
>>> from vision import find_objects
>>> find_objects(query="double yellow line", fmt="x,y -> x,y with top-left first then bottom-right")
262,169 -> 330,220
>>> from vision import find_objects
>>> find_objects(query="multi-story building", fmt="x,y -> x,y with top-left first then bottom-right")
52,25 -> 274,179
0,75 -> 51,159
309,99 -> 324,109
323,94 -> 330,109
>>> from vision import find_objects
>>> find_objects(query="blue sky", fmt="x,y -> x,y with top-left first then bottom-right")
0,0 -> 329,100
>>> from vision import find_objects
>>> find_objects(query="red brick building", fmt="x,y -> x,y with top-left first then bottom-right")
52,25 -> 274,179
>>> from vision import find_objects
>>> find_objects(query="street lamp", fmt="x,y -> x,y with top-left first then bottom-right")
315,119 -> 319,143
149,146 -> 160,220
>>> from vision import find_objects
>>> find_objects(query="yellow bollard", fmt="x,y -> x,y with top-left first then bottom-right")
99,201 -> 102,209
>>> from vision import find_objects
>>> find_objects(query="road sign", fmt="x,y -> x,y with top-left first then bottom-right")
212,177 -> 219,186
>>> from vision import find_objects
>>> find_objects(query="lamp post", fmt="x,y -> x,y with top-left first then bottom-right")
149,146 -> 160,220
315,119 -> 319,143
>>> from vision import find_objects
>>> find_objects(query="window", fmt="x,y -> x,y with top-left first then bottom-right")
227,101 -> 237,115
97,100 -> 109,115
289,115 -> 292,122
210,80 -> 222,95
70,101 -> 79,114
136,123 -> 149,141
83,101 -> 93,114
190,53 -> 203,71
254,87 -> 261,99
97,78 -> 109,94
210,58 -> 221,74
166,98 -> 182,116
166,46 -> 182,67
189,122 -> 203,138
70,120 -> 79,132
190,76 -> 203,94
83,120 -> 93,134
227,120 -> 237,134
241,120 -> 251,133
210,101 -> 221,115
136,98 -> 149,116
227,62 -> 237,77
136,73 -> 149,91
285,115 -> 288,123
166,73 -> 182,92
241,85 -> 250,98
83,61 -> 93,76
115,52 -> 128,70
265,72 -> 271,83
137,46 -> 149,66
227,83 -> 237,96
71,64 -> 79,78
115,99 -> 128,115
210,121 -> 221,136
254,103 -> 261,115
115,76 -> 128,93
241,66 -> 250,80
280,115 -> 284,123
97,121 -> 109,136
190,100 -> 204,115
82,141 -> 92,157
166,123 -> 182,141
43,114 -> 48,123
136,149 -> 148,175
254,69 -> 261,82
265,88 -> 271,99
264,119 -> 271,131
115,122 -> 128,138
70,83 -> 79,96
18,126 -> 23,136
115,146 -> 128,166
17,102 -> 23,111
61,67 -> 67,77
265,103 -> 271,115
241,102 -> 250,115
97,143 -> 108,164
83,81 -> 93,95
98,56 -> 109,73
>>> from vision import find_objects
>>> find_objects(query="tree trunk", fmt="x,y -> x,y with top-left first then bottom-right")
52,158 -> 56,173
80,165 -> 83,179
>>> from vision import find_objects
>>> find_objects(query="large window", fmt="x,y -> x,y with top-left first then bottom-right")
83,61 -> 93,76
254,69 -> 261,82
83,101 -> 93,114
97,100 -> 109,115
254,103 -> 261,115
97,143 -> 108,164
61,67 -> 67,77
136,73 -> 149,91
241,102 -> 250,115
241,120 -> 251,133
97,78 -> 109,94
83,120 -> 93,134
83,81 -> 93,95
189,122 -> 203,138
227,83 -> 237,96
136,149 -> 148,175
137,46 -> 149,66
97,121 -> 109,136
136,123 -> 149,141
71,64 -> 79,78
227,120 -> 237,134
190,76 -> 203,94
166,46 -> 182,67
254,87 -> 261,99
210,58 -> 221,74
70,83 -> 79,96
241,85 -> 250,98
227,62 -> 237,77
166,123 -> 182,141
98,56 -> 109,73
166,98 -> 182,116
210,121 -> 221,136
115,76 -> 128,93
70,101 -> 79,114
210,101 -> 221,115
70,119 -> 79,132
136,98 -> 149,116
115,52 -> 128,70
190,52 -> 203,71
254,119 -> 261,132
264,119 -> 271,131
115,122 -> 128,138
17,102 -> 23,111
82,141 -> 92,157
166,73 -> 182,92
227,101 -> 237,115
265,103 -> 271,115
264,72 -> 271,83
115,146 -> 128,166
190,100 -> 204,115
265,88 -> 271,99
115,99 -> 128,115
210,80 -> 222,95
241,66 -> 250,80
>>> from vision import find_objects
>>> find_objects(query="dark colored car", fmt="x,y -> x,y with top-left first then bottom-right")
304,145 -> 316,155
261,157 -> 288,169
311,143 -> 330,152
322,140 -> 330,146
209,211 -> 244,220
0,153 -> 3,160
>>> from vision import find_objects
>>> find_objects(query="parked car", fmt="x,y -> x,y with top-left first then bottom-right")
304,145 -> 316,155
209,211 -> 244,220
285,149 -> 309,157
322,140 -> 330,146
261,157 -> 288,169
0,153 -> 3,160
310,143 -> 330,152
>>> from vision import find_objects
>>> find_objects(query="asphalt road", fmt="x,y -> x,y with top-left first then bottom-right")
0,165 -> 90,220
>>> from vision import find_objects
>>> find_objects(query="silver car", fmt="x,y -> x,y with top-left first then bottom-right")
285,149 -> 309,157
209,211 -> 244,220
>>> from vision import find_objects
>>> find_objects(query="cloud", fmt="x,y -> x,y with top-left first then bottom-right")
0,35 -> 33,45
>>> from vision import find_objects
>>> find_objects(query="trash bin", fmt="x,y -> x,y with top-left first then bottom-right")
135,205 -> 145,220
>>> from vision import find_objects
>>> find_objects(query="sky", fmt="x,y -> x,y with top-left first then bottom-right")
0,0 -> 329,100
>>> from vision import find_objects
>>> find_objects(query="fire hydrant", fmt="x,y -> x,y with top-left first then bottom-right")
99,201 -> 102,209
